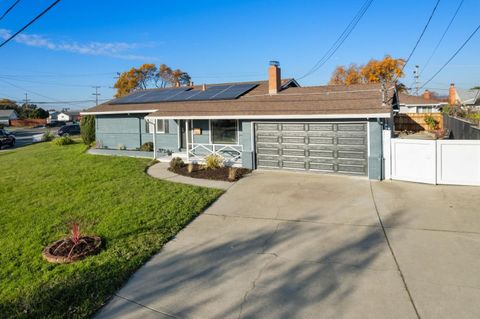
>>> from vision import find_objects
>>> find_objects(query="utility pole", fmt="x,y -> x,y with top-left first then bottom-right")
92,86 -> 101,106
24,93 -> 30,106
413,65 -> 420,96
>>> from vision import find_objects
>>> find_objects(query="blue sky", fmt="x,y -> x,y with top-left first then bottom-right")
0,0 -> 479,110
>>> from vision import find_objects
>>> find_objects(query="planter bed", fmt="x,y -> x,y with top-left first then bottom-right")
170,165 -> 251,182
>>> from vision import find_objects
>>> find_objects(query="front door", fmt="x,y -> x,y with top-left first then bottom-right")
179,120 -> 187,150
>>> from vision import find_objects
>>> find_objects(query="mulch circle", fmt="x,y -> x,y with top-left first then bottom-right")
42,236 -> 102,264
170,166 -> 251,182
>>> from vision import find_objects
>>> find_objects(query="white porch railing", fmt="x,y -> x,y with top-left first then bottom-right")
187,143 -> 243,165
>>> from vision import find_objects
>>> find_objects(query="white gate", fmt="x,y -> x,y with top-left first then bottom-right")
388,139 -> 480,186
437,140 -> 480,186
391,139 -> 436,184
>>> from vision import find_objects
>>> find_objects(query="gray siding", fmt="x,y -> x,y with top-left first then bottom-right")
96,114 -> 178,151
192,120 -> 210,144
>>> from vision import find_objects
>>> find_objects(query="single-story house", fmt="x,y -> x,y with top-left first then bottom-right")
82,62 -> 397,180
398,90 -> 446,114
57,111 -> 81,122
0,109 -> 18,126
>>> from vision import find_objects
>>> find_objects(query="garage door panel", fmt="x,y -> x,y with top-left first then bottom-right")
308,137 -> 334,144
281,131 -> 307,137
256,123 -> 279,131
282,161 -> 307,169
338,123 -> 366,131
282,136 -> 306,144
308,144 -> 336,151
257,148 -> 279,155
338,137 -> 367,145
283,149 -> 306,156
257,143 -> 280,149
338,150 -> 366,159
256,130 -> 280,137
338,164 -> 366,174
308,123 -> 335,131
255,122 -> 368,176
256,136 -> 279,143
257,154 -> 279,161
309,163 -> 335,171
281,123 -> 306,131
258,160 -> 280,167
310,158 -> 336,164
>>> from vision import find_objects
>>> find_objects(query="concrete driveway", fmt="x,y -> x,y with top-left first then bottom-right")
95,171 -> 480,319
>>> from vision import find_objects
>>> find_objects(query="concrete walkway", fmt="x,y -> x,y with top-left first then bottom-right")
95,171 -> 480,319
147,162 -> 233,190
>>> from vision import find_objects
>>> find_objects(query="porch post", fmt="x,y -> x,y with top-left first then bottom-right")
153,119 -> 157,160
186,119 -> 190,162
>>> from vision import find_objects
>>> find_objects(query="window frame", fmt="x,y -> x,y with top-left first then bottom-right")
209,119 -> 239,145
145,119 -> 166,134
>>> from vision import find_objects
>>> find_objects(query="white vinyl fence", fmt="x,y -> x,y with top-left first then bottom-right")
385,136 -> 480,186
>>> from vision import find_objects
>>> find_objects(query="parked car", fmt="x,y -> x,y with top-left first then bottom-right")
58,124 -> 80,136
0,129 -> 16,147
46,121 -> 66,128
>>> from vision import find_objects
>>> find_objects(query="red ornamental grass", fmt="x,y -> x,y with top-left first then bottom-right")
71,222 -> 81,244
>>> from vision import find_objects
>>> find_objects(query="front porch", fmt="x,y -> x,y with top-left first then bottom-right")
147,117 -> 248,167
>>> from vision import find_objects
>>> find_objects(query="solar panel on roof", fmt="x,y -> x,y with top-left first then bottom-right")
110,87 -> 190,104
211,83 -> 257,100
109,83 -> 258,104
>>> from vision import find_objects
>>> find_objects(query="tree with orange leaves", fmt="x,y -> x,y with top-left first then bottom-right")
329,55 -> 405,85
114,64 -> 191,97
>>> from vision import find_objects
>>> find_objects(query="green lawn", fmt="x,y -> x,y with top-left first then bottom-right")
0,142 -> 223,318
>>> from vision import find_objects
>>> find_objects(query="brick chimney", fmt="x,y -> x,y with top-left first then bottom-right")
448,83 -> 457,105
423,90 -> 431,100
268,61 -> 281,95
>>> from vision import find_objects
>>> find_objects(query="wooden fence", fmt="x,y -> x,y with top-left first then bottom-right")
10,119 -> 47,127
394,113 -> 444,132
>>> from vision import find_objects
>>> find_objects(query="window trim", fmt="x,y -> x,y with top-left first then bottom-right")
209,119 -> 239,145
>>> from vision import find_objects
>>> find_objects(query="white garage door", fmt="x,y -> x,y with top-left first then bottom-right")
254,122 -> 368,175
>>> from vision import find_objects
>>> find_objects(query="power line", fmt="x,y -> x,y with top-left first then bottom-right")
401,0 -> 441,72
0,0 -> 22,21
0,0 -> 62,48
297,0 -> 374,80
420,0 -> 464,75
0,78 -> 61,102
420,22 -> 480,89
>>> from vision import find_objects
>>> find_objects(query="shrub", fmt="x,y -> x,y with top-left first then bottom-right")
424,115 -> 438,131
169,157 -> 184,170
139,142 -> 154,152
80,115 -> 95,145
41,131 -> 54,142
53,136 -> 75,146
204,154 -> 224,169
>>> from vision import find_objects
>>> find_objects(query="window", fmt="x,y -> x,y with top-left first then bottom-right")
211,120 -> 238,144
145,119 -> 165,134
156,119 -> 165,133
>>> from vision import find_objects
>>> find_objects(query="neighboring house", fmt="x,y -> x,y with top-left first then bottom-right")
57,111 -> 81,122
449,83 -> 480,107
398,90 -> 446,114
47,110 -> 59,123
82,62 -> 396,180
0,109 -> 18,126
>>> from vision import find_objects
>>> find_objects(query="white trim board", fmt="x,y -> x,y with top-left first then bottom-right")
145,113 -> 391,120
